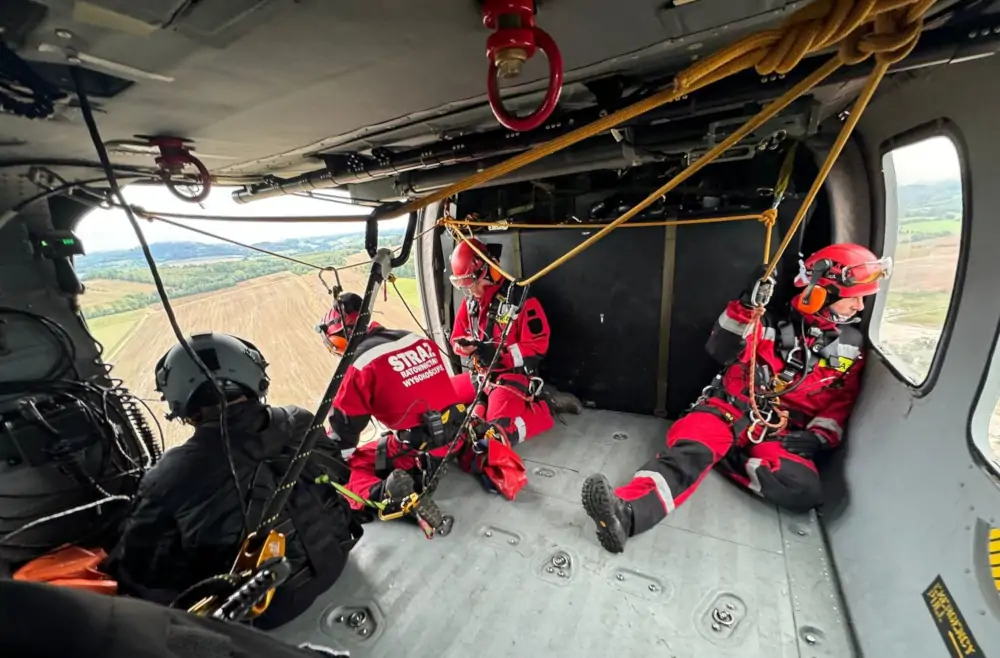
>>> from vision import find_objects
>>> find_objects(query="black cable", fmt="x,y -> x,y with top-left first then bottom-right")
0,307 -> 78,388
69,66 -> 249,532
0,175 -> 150,224
391,278 -> 431,339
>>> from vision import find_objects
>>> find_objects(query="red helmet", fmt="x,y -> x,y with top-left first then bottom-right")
449,238 -> 498,291
317,292 -> 362,354
793,243 -> 891,314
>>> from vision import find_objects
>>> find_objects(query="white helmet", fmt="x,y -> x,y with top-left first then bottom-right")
154,332 -> 270,419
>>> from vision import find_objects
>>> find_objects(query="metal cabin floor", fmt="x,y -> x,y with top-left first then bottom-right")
272,410 -> 855,658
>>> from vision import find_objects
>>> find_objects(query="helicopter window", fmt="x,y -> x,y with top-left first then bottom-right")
871,134 -> 964,388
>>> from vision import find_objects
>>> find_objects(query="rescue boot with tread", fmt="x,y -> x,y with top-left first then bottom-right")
581,473 -> 633,554
384,469 -> 450,536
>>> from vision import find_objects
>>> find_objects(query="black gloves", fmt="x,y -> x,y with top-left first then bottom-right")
473,341 -> 499,365
780,430 -> 825,459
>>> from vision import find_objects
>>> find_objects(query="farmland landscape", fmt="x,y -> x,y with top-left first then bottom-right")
78,229 -> 425,448
77,177 -> 1000,463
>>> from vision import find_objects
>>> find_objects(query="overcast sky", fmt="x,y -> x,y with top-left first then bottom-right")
889,135 -> 961,185
77,185 -> 408,253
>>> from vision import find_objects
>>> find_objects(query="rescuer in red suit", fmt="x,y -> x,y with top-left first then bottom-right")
316,292 -> 466,532
448,238 -> 582,450
582,243 -> 892,553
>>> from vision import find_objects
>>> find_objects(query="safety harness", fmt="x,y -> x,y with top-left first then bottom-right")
373,406 -> 463,480
465,283 -> 546,408
691,314 -> 853,443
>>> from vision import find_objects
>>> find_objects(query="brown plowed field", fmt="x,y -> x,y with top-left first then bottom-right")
112,264 -> 424,448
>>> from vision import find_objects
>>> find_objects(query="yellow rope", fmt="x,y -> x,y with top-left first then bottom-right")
434,0 -> 930,287
382,0 -> 929,226
441,214 -> 764,231
761,61 -> 889,280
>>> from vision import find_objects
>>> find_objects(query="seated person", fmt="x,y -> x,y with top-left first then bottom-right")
104,332 -> 361,629
581,244 -> 890,553
448,238 -> 582,448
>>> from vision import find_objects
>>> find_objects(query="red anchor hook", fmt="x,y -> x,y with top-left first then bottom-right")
483,0 -> 563,132
139,135 -> 213,204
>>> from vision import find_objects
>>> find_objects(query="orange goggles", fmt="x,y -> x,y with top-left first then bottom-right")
324,333 -> 348,355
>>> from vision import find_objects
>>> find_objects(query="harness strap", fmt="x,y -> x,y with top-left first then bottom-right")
691,402 -> 753,443
374,433 -> 393,480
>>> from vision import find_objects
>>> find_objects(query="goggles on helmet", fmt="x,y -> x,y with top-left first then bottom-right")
836,256 -> 893,287
324,333 -> 348,356
449,261 -> 489,296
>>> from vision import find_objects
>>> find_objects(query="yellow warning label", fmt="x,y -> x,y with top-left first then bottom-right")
990,526 -> 1000,593
922,576 -> 984,657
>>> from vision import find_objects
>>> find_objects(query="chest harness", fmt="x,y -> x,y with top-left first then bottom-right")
692,316 -> 851,444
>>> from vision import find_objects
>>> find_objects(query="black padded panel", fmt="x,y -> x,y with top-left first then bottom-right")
520,227 -> 665,414
667,221 -> 768,417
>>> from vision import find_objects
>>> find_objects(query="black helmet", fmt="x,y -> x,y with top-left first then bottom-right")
154,332 -> 270,419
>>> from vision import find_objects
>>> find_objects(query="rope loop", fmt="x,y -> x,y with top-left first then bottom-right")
679,0 -> 929,89
758,208 -> 778,229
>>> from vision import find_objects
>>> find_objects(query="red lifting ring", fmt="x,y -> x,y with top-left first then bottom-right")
483,0 -> 563,132
141,135 -> 213,204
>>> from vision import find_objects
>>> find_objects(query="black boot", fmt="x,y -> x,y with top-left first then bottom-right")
384,469 -> 452,537
538,386 -> 583,416
581,473 -> 633,554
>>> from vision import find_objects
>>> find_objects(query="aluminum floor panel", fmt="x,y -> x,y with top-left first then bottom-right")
272,410 -> 853,657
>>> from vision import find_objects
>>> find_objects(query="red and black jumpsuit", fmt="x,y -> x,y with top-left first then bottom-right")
451,281 -> 555,445
619,299 -> 865,534
331,323 -> 465,510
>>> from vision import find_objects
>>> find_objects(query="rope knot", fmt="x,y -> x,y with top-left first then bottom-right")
754,0 -> 930,74
758,208 -> 778,228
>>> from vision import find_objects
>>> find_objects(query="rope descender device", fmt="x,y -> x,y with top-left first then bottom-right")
138,135 -> 213,204
483,0 -> 563,132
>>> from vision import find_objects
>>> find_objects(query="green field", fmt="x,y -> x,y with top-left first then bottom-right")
899,218 -> 961,240
391,277 -> 422,312
885,290 -> 951,327
86,308 -> 148,355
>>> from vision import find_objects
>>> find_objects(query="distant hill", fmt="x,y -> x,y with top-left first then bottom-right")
897,179 -> 962,222
76,227 -> 409,276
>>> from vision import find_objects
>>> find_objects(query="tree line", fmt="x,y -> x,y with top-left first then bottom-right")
82,246 -> 416,318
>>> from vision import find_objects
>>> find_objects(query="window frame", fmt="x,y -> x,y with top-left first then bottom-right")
970,334 -> 1000,489
869,119 -> 972,396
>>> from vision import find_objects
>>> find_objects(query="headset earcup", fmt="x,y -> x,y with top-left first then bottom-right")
489,265 -> 502,283
794,286 -> 828,315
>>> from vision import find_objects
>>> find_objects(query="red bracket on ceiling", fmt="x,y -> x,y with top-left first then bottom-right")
141,135 -> 213,204
483,0 -> 563,132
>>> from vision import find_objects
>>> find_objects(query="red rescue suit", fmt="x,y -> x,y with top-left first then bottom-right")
331,324 -> 466,509
451,280 -> 555,445
617,299 -> 864,533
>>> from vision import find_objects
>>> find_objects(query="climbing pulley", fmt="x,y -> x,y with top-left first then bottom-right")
483,0 -> 564,132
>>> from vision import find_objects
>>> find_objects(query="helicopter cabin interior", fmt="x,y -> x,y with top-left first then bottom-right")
1,0 -> 1000,656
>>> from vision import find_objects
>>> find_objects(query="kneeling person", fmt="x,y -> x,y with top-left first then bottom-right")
320,293 -> 466,534
104,333 -> 360,629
